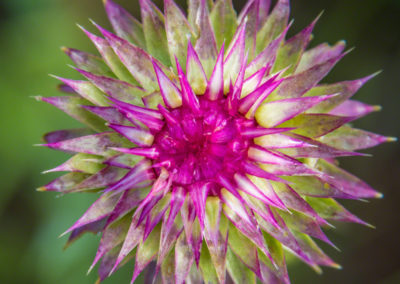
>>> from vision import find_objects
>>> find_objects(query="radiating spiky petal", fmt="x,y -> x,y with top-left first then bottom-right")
96,24 -> 159,91
210,0 -> 237,49
104,0 -> 146,48
193,0 -> 218,77
153,61 -> 183,108
140,0 -> 171,65
164,0 -> 195,69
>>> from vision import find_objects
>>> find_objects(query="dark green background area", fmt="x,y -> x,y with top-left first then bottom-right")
0,0 -> 399,283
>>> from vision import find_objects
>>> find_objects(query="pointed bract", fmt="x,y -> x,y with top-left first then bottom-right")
104,0 -> 146,48
194,0 -> 218,77
164,0 -> 195,70
206,45 -> 225,100
153,61 -> 183,108
210,0 -> 237,49
186,42 -> 208,94
140,0 -> 171,65
96,24 -> 159,91
62,47 -> 110,75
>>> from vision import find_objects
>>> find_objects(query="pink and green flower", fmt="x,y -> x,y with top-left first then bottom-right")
37,0 -> 394,283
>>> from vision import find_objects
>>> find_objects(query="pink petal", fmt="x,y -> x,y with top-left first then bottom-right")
176,59 -> 201,113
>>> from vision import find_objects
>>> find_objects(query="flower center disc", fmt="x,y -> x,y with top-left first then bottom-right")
153,96 -> 254,189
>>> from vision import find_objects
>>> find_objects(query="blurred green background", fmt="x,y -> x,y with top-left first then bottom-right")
0,0 -> 399,283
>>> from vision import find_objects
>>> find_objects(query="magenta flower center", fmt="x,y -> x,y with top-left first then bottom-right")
153,96 -> 254,189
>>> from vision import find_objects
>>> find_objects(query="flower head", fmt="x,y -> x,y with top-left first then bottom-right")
37,0 -> 394,283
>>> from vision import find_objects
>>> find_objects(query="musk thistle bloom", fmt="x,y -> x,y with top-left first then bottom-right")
37,0 -> 394,283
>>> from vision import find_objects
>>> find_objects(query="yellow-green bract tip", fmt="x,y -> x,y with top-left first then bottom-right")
365,222 -> 376,229
372,105 -> 382,111
48,74 -> 61,80
31,95 -> 43,101
344,46 -> 355,55
372,69 -> 383,77
386,136 -> 398,142
332,263 -> 343,270
76,23 -> 85,31
33,143 -> 46,147
63,241 -> 73,251
311,265 -> 323,274
60,46 -> 69,53
58,230 -> 69,238
36,186 -> 47,192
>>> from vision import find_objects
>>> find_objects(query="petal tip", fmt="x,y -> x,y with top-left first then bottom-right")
48,74 -> 62,80
365,222 -> 376,229
386,136 -> 398,142
33,143 -> 46,147
372,105 -> 382,112
58,230 -> 69,238
32,96 -> 43,102
60,46 -> 70,54
332,263 -> 343,270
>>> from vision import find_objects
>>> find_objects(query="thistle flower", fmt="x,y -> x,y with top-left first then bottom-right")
37,0 -> 394,283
